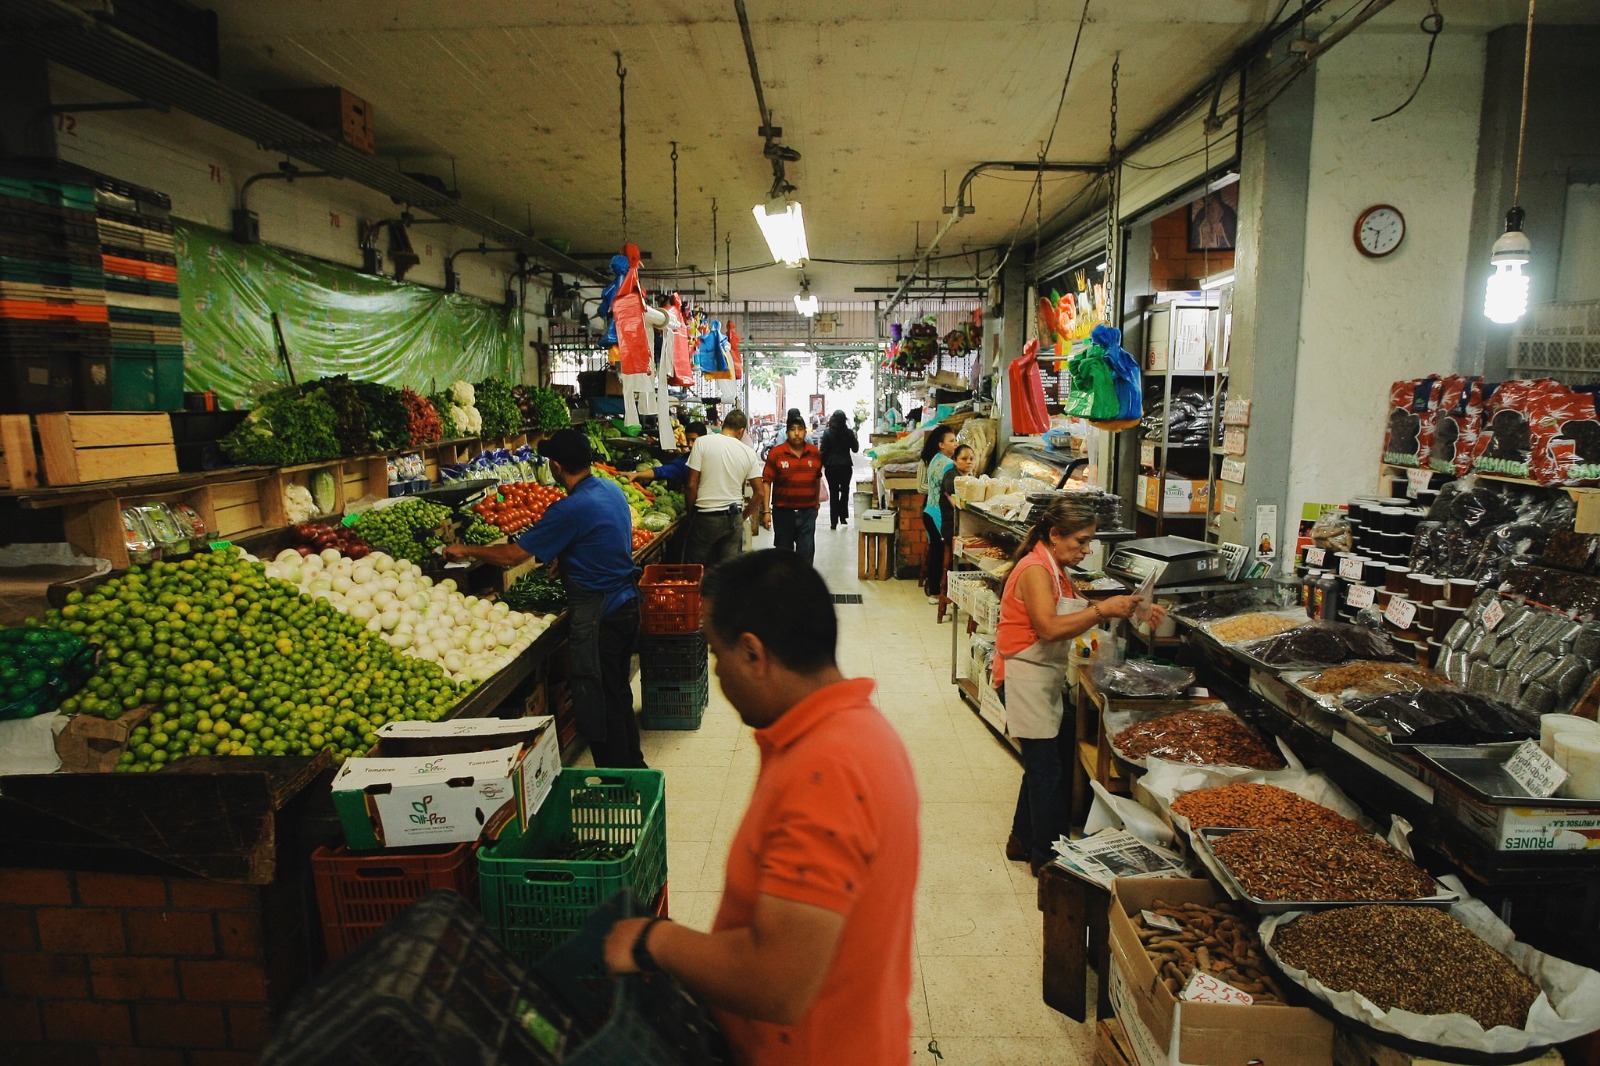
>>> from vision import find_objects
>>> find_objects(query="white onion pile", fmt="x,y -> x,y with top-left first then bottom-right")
264,548 -> 552,684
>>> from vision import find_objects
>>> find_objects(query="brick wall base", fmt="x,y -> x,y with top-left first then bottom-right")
893,488 -> 929,578
0,867 -> 294,1065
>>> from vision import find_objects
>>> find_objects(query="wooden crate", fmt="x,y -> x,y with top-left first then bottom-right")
37,412 -> 177,485
0,413 -> 39,489
1095,1019 -> 1134,1066
210,476 -> 268,538
56,705 -> 152,773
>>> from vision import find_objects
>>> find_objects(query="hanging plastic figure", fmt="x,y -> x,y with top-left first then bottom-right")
1096,324 -> 1142,423
598,244 -> 652,376
696,318 -> 730,375
666,293 -> 695,385
1009,338 -> 1051,435
725,320 -> 743,380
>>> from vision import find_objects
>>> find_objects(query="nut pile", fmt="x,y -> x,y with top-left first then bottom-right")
1271,906 -> 1540,1030
1112,711 -> 1286,770
1171,783 -> 1366,834
1208,613 -> 1304,644
1134,900 -> 1286,1002
1299,661 -> 1454,697
1209,826 -> 1437,902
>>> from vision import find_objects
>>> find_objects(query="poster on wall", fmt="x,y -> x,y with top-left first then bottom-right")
1254,503 -> 1278,564
1189,184 -> 1239,252
808,394 -> 825,422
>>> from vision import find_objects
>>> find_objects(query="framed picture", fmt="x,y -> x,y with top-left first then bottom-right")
1188,184 -> 1239,252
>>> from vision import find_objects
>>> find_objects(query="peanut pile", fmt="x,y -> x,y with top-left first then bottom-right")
1112,711 -> 1286,770
1208,613 -> 1304,644
1134,900 -> 1286,1002
1171,783 -> 1366,834
1209,826 -> 1437,902
1272,906 -> 1540,1030
1299,661 -> 1454,697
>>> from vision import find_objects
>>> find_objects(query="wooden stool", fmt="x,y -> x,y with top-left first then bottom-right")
857,531 -> 892,580
1039,862 -> 1111,1022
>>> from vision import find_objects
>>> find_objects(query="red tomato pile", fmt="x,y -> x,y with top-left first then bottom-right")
473,482 -> 566,537
632,528 -> 655,550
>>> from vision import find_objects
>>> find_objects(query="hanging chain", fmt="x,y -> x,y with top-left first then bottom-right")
1103,53 -> 1120,323
1033,148 -> 1045,262
670,141 -> 681,271
615,52 -> 629,241
1513,0 -> 1535,205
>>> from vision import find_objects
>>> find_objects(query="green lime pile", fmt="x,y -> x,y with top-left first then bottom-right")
461,514 -> 503,545
353,499 -> 453,564
0,628 -> 96,720
39,549 -> 465,771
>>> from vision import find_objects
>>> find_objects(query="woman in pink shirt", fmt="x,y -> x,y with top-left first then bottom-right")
994,497 -> 1161,874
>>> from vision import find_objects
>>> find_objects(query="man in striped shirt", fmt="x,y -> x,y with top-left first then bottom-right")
762,415 -> 824,567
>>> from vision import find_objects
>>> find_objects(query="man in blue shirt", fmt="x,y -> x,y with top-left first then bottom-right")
443,428 -> 645,768
626,422 -> 704,487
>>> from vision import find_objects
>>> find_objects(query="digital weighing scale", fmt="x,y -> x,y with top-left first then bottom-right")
1104,536 -> 1225,588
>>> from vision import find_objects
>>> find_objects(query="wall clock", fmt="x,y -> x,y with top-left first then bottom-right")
1354,204 -> 1405,258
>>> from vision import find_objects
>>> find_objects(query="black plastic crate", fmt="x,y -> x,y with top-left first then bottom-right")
104,275 -> 180,299
169,409 -> 246,443
1,351 -> 76,414
0,233 -> 100,262
262,890 -> 577,1066
637,632 -> 708,684
97,0 -> 220,79
0,255 -> 104,289
99,244 -> 177,267
0,319 -> 112,349
94,203 -> 176,234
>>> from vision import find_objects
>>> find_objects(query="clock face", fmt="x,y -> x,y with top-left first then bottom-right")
1355,205 -> 1405,258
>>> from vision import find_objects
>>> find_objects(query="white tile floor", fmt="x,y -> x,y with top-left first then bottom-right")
581,516 -> 1098,1064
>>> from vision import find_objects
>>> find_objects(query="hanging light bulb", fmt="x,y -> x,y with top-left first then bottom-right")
1484,208 -> 1531,324
794,290 -> 818,317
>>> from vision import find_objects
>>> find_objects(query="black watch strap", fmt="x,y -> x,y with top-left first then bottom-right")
632,916 -> 667,974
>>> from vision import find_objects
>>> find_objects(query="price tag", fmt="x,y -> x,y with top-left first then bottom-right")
1305,547 -> 1326,566
1483,598 -> 1506,631
1339,556 -> 1365,581
207,540 -> 232,551
1504,739 -> 1569,798
1405,467 -> 1432,498
1141,910 -> 1184,933
1180,971 -> 1255,1006
1385,596 -> 1417,630
1347,584 -> 1376,609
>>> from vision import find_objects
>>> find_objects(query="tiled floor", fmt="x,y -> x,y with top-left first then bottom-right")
583,513 -> 1098,1063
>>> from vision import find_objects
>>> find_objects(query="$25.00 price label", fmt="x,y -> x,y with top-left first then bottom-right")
1180,971 -> 1255,1006
1385,596 -> 1417,630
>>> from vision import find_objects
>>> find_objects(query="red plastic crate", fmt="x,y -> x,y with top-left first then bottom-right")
311,841 -> 479,961
651,880 -> 669,918
638,563 -> 703,635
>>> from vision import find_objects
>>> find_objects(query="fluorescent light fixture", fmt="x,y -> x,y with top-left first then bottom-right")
753,198 -> 809,266
1484,214 -> 1531,324
1200,270 -> 1235,290
1095,262 -> 1108,273
794,292 -> 818,316
1207,171 -> 1240,192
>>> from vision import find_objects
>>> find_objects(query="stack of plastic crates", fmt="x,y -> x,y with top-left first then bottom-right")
479,768 -> 667,968
94,179 -> 182,411
639,631 -> 708,730
311,840 -> 479,961
638,563 -> 702,635
0,166 -> 111,413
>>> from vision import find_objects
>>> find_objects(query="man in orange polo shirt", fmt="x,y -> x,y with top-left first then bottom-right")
604,550 -> 920,1064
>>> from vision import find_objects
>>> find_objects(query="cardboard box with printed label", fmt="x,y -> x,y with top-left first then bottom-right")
1107,878 -> 1332,1066
1137,475 -> 1211,515
331,716 -> 561,850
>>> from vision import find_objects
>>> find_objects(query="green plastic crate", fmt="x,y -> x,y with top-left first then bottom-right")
479,768 -> 667,967
110,344 -> 184,410
640,676 -> 708,731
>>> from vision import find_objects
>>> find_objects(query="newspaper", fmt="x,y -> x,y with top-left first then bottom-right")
1049,828 -> 1191,888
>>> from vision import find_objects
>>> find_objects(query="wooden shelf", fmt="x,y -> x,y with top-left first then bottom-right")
1134,506 -> 1208,520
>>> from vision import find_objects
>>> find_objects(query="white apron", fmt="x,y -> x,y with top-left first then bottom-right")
1003,563 -> 1086,739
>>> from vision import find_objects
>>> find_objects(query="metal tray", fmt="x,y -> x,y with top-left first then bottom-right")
410,477 -> 501,510
1414,742 -> 1600,807
1193,826 -> 1460,914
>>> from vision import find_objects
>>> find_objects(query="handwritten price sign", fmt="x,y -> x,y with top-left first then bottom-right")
1181,971 -> 1255,1006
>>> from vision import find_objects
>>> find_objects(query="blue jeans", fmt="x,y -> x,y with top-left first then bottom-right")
1012,736 -> 1068,866
772,507 -> 818,568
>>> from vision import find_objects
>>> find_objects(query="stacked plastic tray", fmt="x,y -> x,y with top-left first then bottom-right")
0,169 -> 112,413
95,179 -> 183,411
638,632 -> 709,730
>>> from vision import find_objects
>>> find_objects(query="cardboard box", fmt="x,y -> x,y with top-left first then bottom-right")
55,705 -> 151,772
1107,878 -> 1333,1066
1138,475 -> 1211,515
858,508 -> 896,534
259,86 -> 375,154
332,716 -> 561,850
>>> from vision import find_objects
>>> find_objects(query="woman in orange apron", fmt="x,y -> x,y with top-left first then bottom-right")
994,497 -> 1162,874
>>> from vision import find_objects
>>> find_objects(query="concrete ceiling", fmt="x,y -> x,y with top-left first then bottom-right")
198,0 -> 1590,301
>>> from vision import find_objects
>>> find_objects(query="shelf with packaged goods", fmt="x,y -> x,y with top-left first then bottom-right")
1377,461 -> 1600,534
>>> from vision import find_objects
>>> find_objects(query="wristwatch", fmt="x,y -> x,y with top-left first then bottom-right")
632,916 -> 667,974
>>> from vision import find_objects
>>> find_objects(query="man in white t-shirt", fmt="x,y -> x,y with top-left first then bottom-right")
686,408 -> 766,567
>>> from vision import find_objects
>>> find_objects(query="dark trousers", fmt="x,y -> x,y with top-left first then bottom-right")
1012,736 -> 1068,865
824,465 -> 853,527
586,601 -> 646,769
684,509 -> 745,569
921,513 -> 946,597
772,506 -> 818,568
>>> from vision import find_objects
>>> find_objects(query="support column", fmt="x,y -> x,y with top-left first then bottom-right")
0,47 -> 59,160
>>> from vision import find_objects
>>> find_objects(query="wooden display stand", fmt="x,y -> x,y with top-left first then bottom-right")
858,530 -> 892,580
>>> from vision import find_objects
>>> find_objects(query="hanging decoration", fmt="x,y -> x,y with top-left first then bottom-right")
1064,323 -> 1141,429
1009,338 -> 1051,436
890,317 -> 939,374
666,292 -> 695,384
598,244 -> 652,375
697,318 -> 731,376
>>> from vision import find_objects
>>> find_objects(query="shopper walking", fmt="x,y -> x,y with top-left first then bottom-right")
603,551 -> 919,1065
442,428 -> 644,768
763,415 -> 824,567
818,409 -> 858,530
919,425 -> 958,605
685,408 -> 766,568
995,497 -> 1161,874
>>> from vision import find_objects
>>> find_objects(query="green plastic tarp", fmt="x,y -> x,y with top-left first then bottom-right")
175,224 -> 522,408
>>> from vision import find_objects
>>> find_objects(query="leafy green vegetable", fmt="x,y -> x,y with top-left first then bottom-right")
432,392 -> 462,440
502,569 -> 567,613
474,377 -> 521,438
526,386 -> 571,433
350,381 -> 410,452
219,386 -> 340,466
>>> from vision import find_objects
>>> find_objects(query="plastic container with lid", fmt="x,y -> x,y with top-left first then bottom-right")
120,506 -> 160,564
